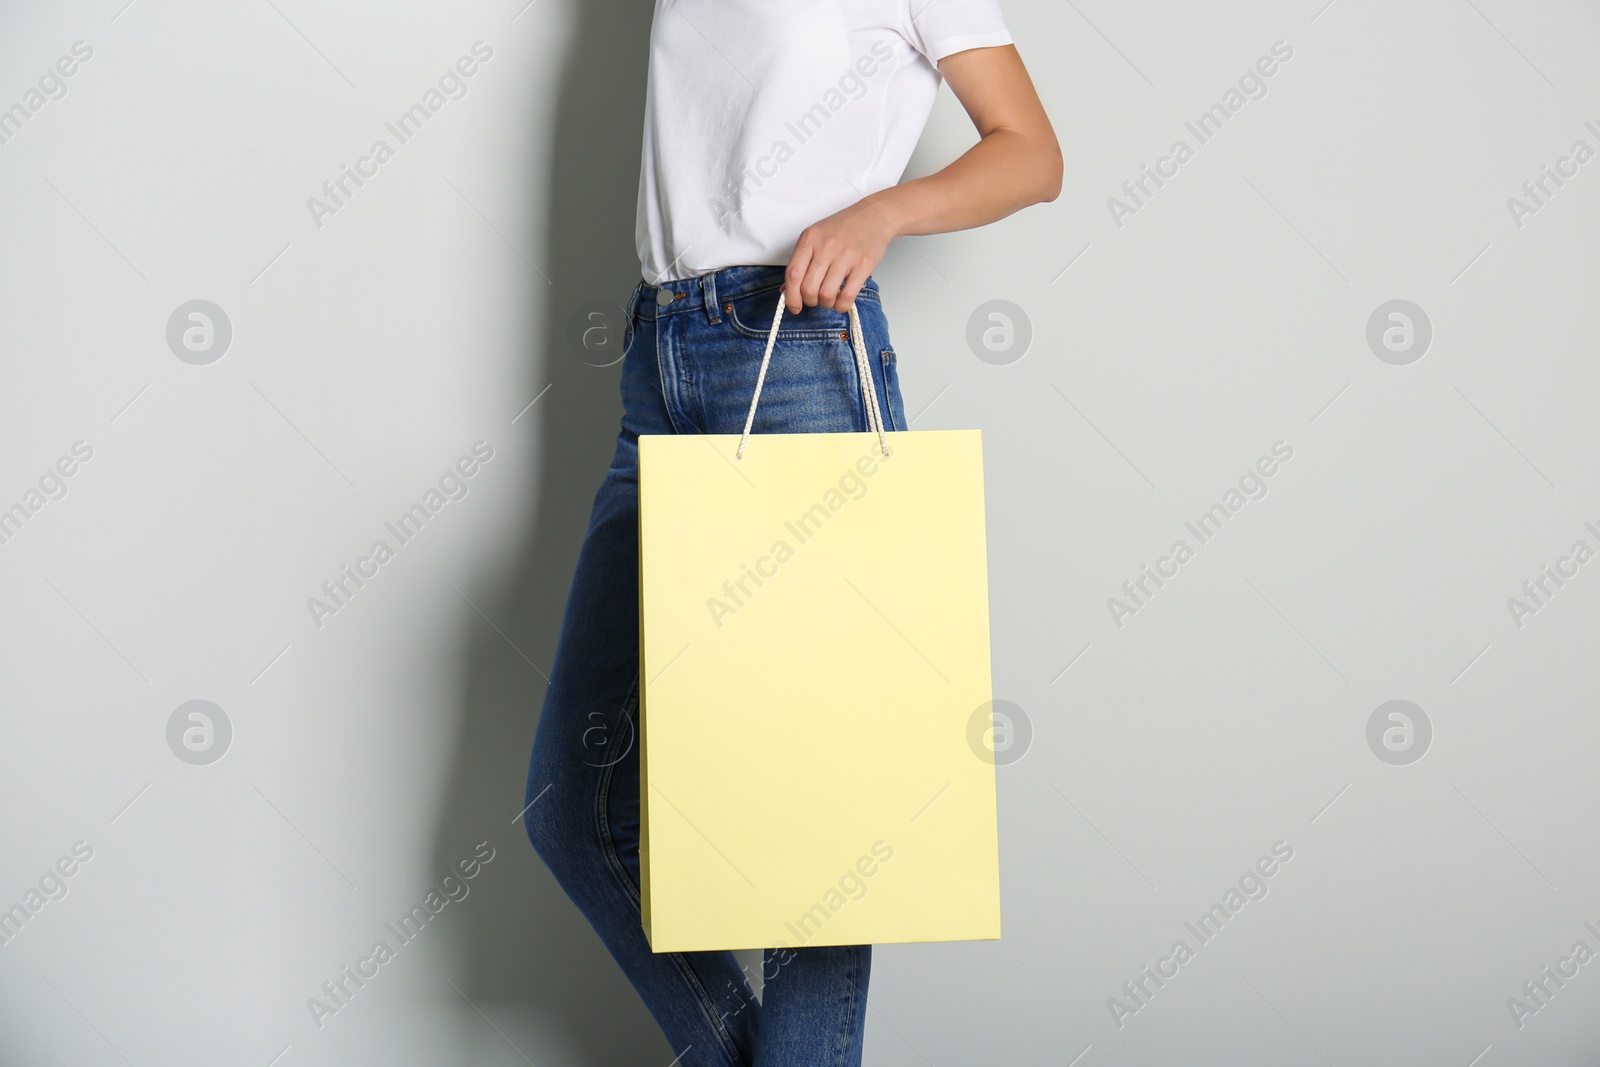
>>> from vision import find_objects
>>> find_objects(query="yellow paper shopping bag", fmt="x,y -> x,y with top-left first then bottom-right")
636,293 -> 1000,953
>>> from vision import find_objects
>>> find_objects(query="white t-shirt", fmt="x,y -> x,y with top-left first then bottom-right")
635,0 -> 1013,284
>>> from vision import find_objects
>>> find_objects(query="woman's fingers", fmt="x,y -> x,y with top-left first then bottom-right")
819,256 -> 855,311
836,258 -> 874,312
783,241 -> 814,313
798,246 -> 833,311
785,212 -> 885,312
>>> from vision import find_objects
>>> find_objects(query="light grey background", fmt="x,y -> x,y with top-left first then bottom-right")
2,0 -> 1598,1064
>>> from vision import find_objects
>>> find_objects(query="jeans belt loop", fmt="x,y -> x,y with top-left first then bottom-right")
703,270 -> 719,324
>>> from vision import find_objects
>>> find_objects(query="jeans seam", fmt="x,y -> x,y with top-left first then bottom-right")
835,952 -> 861,1067
726,320 -> 850,342
722,285 -> 880,341
878,348 -> 899,432
626,283 -> 642,328
727,278 -> 881,305
594,680 -> 748,1067
654,314 -> 692,435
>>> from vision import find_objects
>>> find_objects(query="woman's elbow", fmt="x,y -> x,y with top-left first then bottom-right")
1035,141 -> 1064,204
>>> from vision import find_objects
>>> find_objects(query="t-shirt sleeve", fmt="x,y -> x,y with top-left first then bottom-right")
900,0 -> 1014,64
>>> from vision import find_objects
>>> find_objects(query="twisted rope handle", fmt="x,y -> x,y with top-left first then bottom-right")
736,291 -> 890,460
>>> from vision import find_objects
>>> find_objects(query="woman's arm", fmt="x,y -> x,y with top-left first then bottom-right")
784,44 -> 1063,313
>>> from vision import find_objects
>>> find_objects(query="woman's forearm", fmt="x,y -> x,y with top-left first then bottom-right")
866,123 -> 1062,237
784,43 -> 1061,311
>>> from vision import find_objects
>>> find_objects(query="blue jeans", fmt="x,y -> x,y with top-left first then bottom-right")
523,264 -> 907,1067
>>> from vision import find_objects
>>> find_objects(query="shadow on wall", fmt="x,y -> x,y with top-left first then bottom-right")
430,2 -> 668,1063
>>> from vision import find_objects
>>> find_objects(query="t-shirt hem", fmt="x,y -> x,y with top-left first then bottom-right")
925,31 -> 1014,64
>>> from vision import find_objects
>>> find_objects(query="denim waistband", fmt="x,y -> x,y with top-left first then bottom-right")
632,264 -> 880,324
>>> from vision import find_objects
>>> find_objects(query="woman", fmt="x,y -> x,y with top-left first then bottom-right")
524,2 -> 1060,1063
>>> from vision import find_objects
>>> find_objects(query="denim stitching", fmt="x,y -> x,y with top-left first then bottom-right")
653,309 -> 692,435
723,285 -> 881,341
877,348 -> 900,432
722,278 -> 881,305
836,951 -> 861,1067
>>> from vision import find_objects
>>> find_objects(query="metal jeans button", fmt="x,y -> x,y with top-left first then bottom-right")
656,289 -> 676,306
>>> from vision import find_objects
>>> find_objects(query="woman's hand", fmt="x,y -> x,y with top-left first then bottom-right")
784,45 -> 1062,317
782,197 -> 897,314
